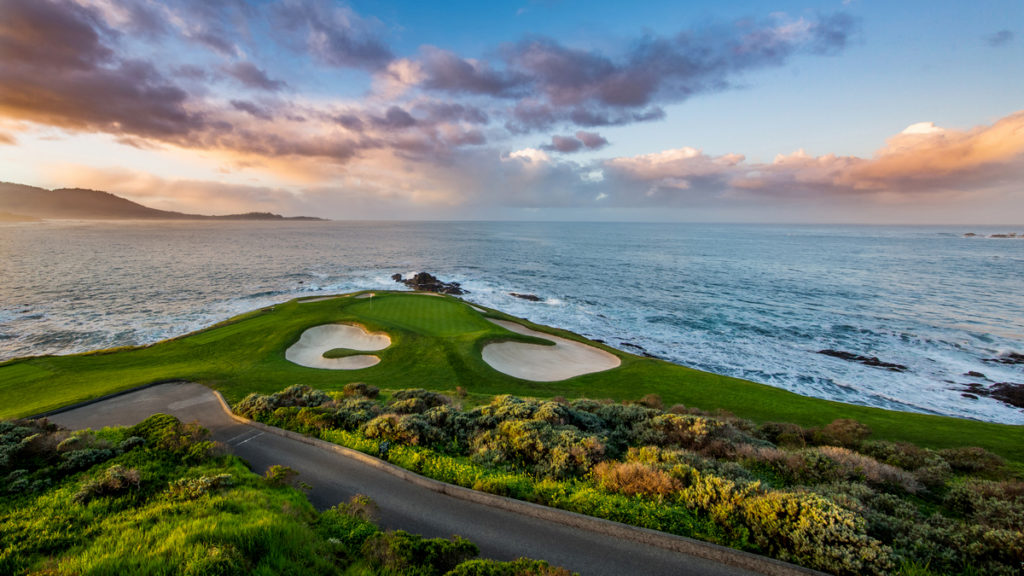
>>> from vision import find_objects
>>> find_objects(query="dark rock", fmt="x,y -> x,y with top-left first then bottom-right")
963,232 -> 978,237
956,382 -> 1024,409
990,382 -> 1024,409
620,341 -> 646,351
964,371 -> 987,379
392,272 -> 466,295
983,352 -> 1024,365
509,292 -> 542,302
818,349 -> 908,372
961,393 -> 979,400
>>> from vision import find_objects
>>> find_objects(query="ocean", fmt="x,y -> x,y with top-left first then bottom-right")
1,220 -> 1021,424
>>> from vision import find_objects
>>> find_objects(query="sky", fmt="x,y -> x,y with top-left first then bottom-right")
0,0 -> 1022,223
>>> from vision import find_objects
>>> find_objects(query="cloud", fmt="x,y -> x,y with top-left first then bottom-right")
0,0 -> 206,139
986,29 -> 1015,47
0,131 -> 15,145
224,61 -> 287,92
611,111 -> 1024,200
272,0 -> 393,70
230,100 -> 274,120
412,13 -> 855,133
541,130 -> 609,153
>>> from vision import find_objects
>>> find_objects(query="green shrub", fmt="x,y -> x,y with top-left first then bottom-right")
343,382 -> 380,399
740,490 -> 895,575
73,464 -> 140,504
167,473 -> 233,500
445,558 -> 576,576
362,530 -> 478,576
939,447 -> 1007,476
264,464 -> 299,487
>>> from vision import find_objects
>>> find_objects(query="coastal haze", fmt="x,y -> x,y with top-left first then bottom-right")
1,219 -> 1021,424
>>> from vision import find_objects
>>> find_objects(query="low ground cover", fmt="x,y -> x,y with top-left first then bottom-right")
0,413 -> 573,576
236,384 -> 1024,576
1,292 -> 1022,467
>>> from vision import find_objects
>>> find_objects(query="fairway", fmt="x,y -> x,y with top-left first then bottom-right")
2,290 -> 1022,467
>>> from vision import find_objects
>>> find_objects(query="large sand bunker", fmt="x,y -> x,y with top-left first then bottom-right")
286,324 -> 391,370
482,319 -> 621,381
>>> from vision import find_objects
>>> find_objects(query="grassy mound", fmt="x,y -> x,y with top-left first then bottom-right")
1,291 -> 1022,468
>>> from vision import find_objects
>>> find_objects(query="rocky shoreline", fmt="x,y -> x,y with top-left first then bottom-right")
391,272 -> 466,295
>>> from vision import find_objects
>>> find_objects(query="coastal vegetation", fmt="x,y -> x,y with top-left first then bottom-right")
234,384 -> 1024,576
2,292 -> 1022,468
0,413 -> 572,575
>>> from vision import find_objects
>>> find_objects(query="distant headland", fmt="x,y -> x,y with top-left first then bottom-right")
0,181 -> 324,221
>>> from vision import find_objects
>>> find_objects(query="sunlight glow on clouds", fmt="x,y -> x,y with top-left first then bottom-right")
1,0 -> 1021,222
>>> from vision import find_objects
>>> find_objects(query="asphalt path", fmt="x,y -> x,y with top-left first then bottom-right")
47,382 -> 795,576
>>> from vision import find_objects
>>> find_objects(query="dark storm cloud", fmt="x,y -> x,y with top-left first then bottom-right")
272,0 -> 393,70
224,61 -> 288,92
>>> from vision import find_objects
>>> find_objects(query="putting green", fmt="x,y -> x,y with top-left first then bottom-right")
1,290 -> 1022,467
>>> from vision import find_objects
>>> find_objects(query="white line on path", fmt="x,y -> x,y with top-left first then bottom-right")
233,431 -> 264,447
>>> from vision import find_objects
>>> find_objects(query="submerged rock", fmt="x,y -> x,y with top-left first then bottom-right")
509,292 -> 542,302
392,272 -> 466,295
818,349 -> 908,372
983,352 -> 1024,365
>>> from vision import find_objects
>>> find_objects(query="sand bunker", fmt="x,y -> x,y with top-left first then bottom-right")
286,324 -> 391,370
482,319 -> 620,381
354,292 -> 375,299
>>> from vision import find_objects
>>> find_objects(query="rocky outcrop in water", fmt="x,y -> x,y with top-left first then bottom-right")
961,382 -> 1024,409
818,349 -> 908,372
392,272 -> 466,295
983,352 -> 1024,365
510,292 -> 542,302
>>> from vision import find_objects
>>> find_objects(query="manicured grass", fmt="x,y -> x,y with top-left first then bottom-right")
2,291 -> 1022,466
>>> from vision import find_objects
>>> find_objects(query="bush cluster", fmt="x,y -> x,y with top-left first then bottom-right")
237,386 -> 1024,576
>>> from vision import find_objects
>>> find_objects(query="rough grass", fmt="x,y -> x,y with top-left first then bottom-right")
1,291 -> 1022,467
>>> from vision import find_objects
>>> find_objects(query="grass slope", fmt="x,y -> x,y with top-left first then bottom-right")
2,291 -> 1021,466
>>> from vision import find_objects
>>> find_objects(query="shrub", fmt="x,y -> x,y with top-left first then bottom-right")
362,530 -> 478,576
445,558 -> 576,576
264,464 -> 299,487
593,461 -> 681,497
636,393 -> 664,411
73,464 -> 141,503
343,382 -> 380,399
117,436 -> 146,452
316,495 -> 382,558
390,389 -> 450,410
59,448 -> 115,471
740,490 -> 895,575
167,473 -> 233,500
939,446 -> 1006,476
815,446 -> 920,493
816,419 -> 872,449
756,421 -> 809,448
